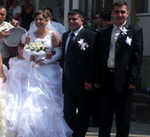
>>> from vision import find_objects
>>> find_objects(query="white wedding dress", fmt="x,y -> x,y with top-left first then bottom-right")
4,31 -> 73,137
0,64 -> 8,137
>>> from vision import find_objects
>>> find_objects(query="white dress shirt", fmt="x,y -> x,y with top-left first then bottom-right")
0,22 -> 14,59
65,26 -> 83,54
107,21 -> 126,68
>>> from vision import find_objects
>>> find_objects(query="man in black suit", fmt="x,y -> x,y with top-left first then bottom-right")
90,11 -> 113,127
94,1 -> 143,137
60,9 -> 97,137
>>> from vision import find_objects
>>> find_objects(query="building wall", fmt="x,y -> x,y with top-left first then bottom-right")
140,56 -> 150,90
39,0 -> 64,24
136,16 -> 150,56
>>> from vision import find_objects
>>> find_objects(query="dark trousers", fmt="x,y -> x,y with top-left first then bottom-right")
64,90 -> 92,137
91,87 -> 100,126
98,69 -> 134,137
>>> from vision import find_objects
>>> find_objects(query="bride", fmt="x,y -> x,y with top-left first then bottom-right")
4,9 -> 73,137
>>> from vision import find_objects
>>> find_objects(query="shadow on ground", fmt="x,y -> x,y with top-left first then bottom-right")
86,89 -> 150,137
131,89 -> 150,124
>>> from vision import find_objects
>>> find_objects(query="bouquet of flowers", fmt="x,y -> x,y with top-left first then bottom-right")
24,41 -> 48,53
24,41 -> 49,60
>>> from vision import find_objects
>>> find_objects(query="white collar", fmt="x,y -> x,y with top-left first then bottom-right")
0,22 -> 5,27
113,21 -> 126,31
68,26 -> 83,37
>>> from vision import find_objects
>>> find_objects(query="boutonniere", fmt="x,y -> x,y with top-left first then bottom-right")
126,36 -> 132,46
77,39 -> 89,50
120,27 -> 128,36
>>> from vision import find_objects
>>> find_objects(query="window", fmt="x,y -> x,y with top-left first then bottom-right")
82,0 -> 113,28
136,0 -> 148,13
95,0 -> 113,13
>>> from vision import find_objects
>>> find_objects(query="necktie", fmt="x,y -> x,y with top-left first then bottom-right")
67,33 -> 75,51
65,33 -> 75,71
69,33 -> 75,45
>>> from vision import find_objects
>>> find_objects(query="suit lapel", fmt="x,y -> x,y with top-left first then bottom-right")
106,24 -> 113,52
116,23 -> 130,43
115,24 -> 131,54
107,25 -> 113,46
116,32 -> 123,43
64,28 -> 85,55
69,28 -> 85,48
63,31 -> 70,47
62,31 -> 71,58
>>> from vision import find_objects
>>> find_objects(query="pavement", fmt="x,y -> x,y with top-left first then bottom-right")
85,89 -> 150,137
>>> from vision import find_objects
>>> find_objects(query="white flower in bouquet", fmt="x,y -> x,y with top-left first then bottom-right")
24,41 -> 49,61
25,41 -> 46,52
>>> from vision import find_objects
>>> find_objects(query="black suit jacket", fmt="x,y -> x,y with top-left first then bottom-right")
60,27 -> 97,96
95,23 -> 143,93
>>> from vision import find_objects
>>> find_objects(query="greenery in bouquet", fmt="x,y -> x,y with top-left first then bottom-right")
25,41 -> 48,52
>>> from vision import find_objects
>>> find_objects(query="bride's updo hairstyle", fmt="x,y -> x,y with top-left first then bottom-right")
43,7 -> 51,18
34,9 -> 50,21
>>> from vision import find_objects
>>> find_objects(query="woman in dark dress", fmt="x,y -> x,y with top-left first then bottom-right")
21,0 -> 33,30
5,0 -> 13,21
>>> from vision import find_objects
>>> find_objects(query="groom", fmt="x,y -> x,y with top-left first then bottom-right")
60,9 -> 97,137
94,1 -> 143,137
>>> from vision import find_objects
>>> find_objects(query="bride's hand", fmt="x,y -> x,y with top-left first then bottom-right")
30,55 -> 36,62
36,59 -> 45,66
2,74 -> 6,83
46,52 -> 53,59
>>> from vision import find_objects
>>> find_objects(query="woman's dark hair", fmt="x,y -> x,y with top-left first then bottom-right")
13,0 -> 19,5
18,41 -> 24,48
34,9 -> 49,20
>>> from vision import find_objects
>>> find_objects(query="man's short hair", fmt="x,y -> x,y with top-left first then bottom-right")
112,1 -> 128,10
0,5 -> 6,14
68,9 -> 84,19
99,11 -> 111,21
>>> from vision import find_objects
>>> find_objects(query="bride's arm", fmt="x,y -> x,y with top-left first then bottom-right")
24,36 -> 30,45
0,54 -> 6,82
52,31 -> 61,48
42,32 -> 62,64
